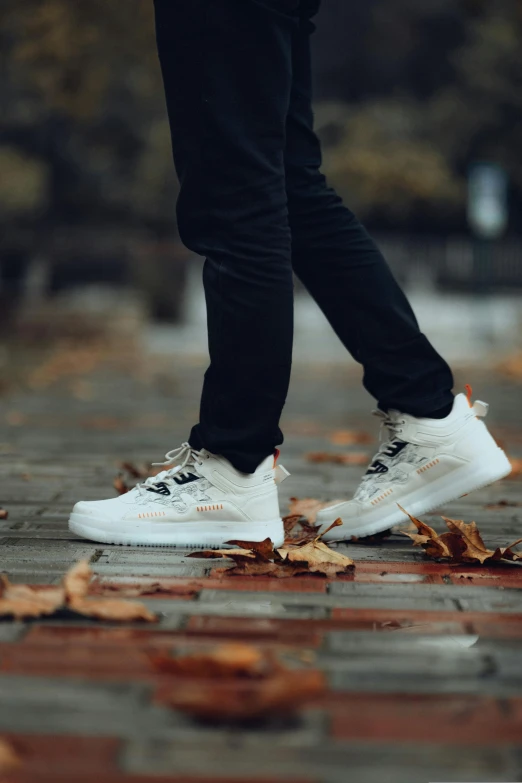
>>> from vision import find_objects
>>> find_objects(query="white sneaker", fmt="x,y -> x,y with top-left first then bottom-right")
69,443 -> 287,548
317,392 -> 512,542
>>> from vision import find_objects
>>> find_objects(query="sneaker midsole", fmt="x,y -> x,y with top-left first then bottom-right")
69,512 -> 285,548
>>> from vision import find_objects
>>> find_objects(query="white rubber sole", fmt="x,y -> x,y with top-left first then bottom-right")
68,513 -> 285,549
323,448 -> 512,542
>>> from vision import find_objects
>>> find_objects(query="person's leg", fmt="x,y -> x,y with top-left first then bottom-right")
154,0 -> 297,474
285,11 -> 454,417
285,11 -> 511,541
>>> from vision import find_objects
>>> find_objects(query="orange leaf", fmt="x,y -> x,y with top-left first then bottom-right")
288,497 -> 343,525
152,644 -> 325,721
63,560 -> 91,601
0,508 -> 8,520
153,644 -> 267,679
113,475 -> 129,495
329,429 -> 373,446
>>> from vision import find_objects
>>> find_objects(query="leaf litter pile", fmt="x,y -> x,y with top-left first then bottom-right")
0,561 -> 156,622
400,506 -> 522,565
152,642 -> 325,722
190,519 -> 354,578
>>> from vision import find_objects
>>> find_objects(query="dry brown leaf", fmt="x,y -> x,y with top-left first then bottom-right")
190,520 -> 354,578
0,562 -> 157,622
153,644 -> 267,679
161,670 -> 325,722
0,581 -> 65,619
288,497 -> 343,526
400,507 -> 522,565
113,475 -> 129,495
283,514 -> 301,538
279,538 -> 354,577
442,517 -> 495,564
0,738 -> 21,772
0,508 -> 8,520
306,451 -> 369,466
329,429 -> 373,446
498,537 -> 522,562
152,643 -> 325,722
508,458 -> 522,478
63,560 -> 91,602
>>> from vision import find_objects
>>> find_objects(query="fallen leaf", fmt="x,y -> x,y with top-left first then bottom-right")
498,537 -> 522,562
0,508 -> 7,520
0,578 -> 65,620
288,497 -> 343,526
279,537 -> 354,577
113,475 -> 129,495
306,451 -> 369,466
153,644 -> 267,679
400,507 -> 522,565
0,738 -> 21,772
189,521 -> 354,578
508,458 -> 522,478
329,429 -> 373,446
63,560 -> 90,601
442,516 -> 497,564
152,643 -> 325,722
0,562 -> 157,622
283,514 -> 301,538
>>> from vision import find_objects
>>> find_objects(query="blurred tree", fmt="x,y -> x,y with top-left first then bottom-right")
314,0 -> 522,230
0,0 -> 177,228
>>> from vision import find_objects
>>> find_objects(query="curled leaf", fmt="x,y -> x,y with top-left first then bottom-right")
400,506 -> 522,565
63,560 -> 91,601
153,643 -> 325,722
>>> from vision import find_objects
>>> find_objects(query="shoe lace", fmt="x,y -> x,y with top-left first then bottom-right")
136,442 -> 205,495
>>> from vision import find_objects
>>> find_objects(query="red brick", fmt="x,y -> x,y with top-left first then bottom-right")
0,643 -> 160,680
202,576 -> 328,593
25,626 -> 177,645
328,693 -> 522,745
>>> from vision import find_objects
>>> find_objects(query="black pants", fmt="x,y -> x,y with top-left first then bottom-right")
154,0 -> 454,473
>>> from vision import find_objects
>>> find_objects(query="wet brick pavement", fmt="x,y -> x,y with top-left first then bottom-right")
1,344 -> 522,782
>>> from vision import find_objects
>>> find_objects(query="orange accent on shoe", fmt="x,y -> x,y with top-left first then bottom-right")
465,384 -> 473,407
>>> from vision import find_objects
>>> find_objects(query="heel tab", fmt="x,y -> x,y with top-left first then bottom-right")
275,464 -> 290,485
472,400 -> 489,418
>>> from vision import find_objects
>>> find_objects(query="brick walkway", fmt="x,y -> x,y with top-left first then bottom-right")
1,340 -> 522,783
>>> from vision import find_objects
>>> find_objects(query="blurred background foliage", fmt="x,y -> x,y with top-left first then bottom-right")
0,0 -> 521,329
1,0 -> 521,232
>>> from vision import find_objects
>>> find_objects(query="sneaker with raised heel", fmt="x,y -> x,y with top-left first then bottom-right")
69,443 -> 288,548
317,391 -> 512,542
